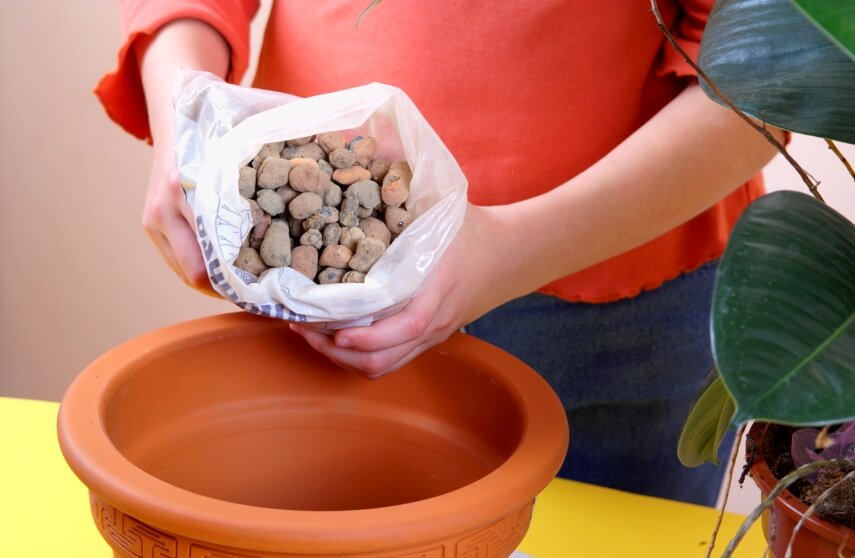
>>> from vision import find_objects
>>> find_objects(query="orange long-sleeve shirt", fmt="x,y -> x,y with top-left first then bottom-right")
97,0 -> 764,303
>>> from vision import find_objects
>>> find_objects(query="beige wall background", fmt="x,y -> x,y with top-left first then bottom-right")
0,0 -> 271,402
0,0 -> 852,515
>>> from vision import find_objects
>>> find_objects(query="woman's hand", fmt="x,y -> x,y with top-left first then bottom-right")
291,204 -> 507,378
135,19 -> 230,295
141,141 -> 216,294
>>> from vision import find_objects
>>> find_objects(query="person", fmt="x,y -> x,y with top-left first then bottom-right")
96,0 -> 784,506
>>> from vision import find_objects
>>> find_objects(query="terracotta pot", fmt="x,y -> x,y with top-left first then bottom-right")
58,313 -> 568,558
747,422 -> 855,558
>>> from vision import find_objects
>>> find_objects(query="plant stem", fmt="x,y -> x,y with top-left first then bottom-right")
785,469 -> 855,558
721,458 -> 855,558
825,139 -> 855,182
706,424 -> 746,558
355,0 -> 382,29
648,0 -> 824,203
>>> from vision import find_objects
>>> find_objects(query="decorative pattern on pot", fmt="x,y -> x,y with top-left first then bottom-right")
91,493 -> 533,558
92,494 -> 178,558
456,504 -> 532,557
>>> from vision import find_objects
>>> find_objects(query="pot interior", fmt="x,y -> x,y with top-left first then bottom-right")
102,326 -> 525,511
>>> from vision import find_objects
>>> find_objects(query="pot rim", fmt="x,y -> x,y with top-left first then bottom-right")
58,312 -> 569,553
746,421 -> 855,547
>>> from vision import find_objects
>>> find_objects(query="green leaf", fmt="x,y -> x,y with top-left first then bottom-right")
789,0 -> 855,61
698,0 -> 855,143
678,372 -> 737,467
712,191 -> 855,427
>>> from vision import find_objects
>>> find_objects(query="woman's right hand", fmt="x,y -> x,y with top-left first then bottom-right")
135,19 -> 231,295
141,140 -> 215,294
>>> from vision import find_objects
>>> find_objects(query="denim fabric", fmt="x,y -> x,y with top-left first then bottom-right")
465,261 -> 734,506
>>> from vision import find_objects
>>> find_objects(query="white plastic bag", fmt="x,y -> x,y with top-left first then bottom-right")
173,71 -> 467,326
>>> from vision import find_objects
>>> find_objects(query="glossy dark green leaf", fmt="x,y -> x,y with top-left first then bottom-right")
789,0 -> 855,60
699,0 -> 855,143
678,372 -> 737,467
713,191 -> 855,426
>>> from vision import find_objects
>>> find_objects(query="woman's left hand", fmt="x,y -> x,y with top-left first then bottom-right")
290,204 -> 504,378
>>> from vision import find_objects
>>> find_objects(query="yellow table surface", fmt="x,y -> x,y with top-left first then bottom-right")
0,396 -> 766,557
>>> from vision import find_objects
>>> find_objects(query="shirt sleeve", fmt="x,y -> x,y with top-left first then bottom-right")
655,0 -> 714,78
95,0 -> 260,142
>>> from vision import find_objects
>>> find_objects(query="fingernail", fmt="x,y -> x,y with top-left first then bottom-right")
336,336 -> 353,349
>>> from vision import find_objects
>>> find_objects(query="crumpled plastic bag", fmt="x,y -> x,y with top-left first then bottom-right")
172,70 -> 468,327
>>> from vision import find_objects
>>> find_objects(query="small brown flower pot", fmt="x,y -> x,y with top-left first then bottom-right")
747,422 -> 855,558
58,313 -> 568,558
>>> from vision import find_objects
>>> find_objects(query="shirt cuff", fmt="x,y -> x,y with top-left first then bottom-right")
94,0 -> 257,142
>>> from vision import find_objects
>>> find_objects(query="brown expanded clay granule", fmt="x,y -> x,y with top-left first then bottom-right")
232,133 -> 415,285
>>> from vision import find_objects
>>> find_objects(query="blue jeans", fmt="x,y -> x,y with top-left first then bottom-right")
465,261 -> 733,506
